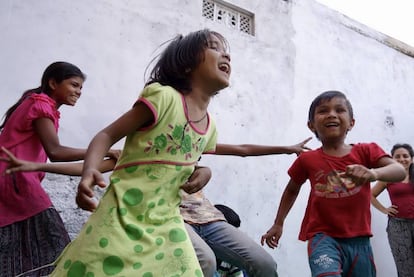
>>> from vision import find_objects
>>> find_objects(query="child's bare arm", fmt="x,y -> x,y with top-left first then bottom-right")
342,156 -> 405,186
214,137 -> 312,156
0,146 -> 115,176
181,166 -> 212,194
261,178 -> 301,249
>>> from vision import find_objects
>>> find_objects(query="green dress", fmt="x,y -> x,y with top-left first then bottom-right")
51,83 -> 217,277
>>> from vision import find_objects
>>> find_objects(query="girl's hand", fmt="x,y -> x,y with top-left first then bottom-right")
385,205 -> 399,217
289,137 -> 312,155
261,224 -> 283,249
76,168 -> 107,212
0,147 -> 39,174
181,166 -> 212,194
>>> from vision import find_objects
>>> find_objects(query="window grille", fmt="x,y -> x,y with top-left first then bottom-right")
202,0 -> 254,35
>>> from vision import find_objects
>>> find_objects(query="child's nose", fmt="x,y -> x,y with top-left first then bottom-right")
223,52 -> 231,62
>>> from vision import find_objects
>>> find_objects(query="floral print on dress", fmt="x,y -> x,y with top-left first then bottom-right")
144,122 -> 206,160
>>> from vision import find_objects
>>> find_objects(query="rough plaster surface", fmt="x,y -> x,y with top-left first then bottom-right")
2,0 -> 414,276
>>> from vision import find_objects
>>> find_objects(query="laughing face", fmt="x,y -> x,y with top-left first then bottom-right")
191,34 -> 231,94
308,96 -> 355,142
49,76 -> 84,108
392,147 -> 413,171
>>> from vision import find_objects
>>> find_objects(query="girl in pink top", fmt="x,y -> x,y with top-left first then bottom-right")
371,143 -> 414,277
0,61 -> 117,277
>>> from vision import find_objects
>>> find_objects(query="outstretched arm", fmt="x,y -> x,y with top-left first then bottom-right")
0,146 -> 116,176
261,178 -> 302,249
214,137 -> 312,156
33,118 -> 120,162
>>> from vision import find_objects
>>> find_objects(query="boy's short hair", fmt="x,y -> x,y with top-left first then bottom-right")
308,90 -> 354,123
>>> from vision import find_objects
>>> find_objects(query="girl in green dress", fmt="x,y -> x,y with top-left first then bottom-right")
50,29 -> 231,277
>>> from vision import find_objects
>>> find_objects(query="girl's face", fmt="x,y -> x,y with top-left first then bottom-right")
308,96 -> 354,142
191,34 -> 231,93
49,76 -> 84,108
392,147 -> 413,171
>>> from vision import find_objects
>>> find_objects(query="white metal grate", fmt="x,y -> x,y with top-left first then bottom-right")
202,0 -> 254,35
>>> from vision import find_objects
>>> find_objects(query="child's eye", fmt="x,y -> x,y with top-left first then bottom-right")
72,82 -> 81,88
207,41 -> 225,53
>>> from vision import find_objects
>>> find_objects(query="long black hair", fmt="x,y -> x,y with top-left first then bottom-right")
145,29 -> 228,94
0,61 -> 85,130
391,143 -> 414,184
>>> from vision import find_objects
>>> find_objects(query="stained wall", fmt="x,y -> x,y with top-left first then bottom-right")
1,1 -> 413,276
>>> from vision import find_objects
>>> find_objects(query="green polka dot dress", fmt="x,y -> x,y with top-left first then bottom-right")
50,83 -> 217,277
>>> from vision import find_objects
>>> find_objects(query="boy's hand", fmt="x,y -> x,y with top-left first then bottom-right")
181,166 -> 212,194
340,164 -> 377,186
76,169 -> 107,212
261,224 -> 283,249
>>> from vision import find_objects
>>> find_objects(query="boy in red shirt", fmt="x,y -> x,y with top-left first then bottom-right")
261,91 -> 405,277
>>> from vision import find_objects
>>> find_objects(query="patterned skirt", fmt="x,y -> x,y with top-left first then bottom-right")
0,207 -> 70,277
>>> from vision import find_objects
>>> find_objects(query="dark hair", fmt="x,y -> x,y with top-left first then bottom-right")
307,91 -> 353,139
145,29 -> 228,94
308,90 -> 353,123
214,204 -> 241,228
391,143 -> 414,184
0,61 -> 85,130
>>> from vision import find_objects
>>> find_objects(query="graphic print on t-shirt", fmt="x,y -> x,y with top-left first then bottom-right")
314,169 -> 361,198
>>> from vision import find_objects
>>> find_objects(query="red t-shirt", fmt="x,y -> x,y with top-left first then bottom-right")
288,143 -> 388,241
0,93 -> 60,227
387,181 -> 414,219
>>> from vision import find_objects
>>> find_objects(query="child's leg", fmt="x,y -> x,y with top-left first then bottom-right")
185,223 -> 217,277
338,236 -> 376,277
308,233 -> 342,277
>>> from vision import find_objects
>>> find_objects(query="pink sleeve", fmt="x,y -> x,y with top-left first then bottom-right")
23,94 -> 60,131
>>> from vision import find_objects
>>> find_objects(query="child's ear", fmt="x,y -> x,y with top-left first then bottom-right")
347,118 -> 356,131
307,121 -> 315,133
48,79 -> 57,90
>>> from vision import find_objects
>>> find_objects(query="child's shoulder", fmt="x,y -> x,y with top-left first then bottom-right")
25,93 -> 57,112
350,142 -> 388,161
29,93 -> 55,104
141,82 -> 179,98
351,142 -> 382,151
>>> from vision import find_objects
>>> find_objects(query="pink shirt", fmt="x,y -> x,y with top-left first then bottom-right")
288,143 -> 388,241
387,182 -> 414,219
0,93 -> 60,227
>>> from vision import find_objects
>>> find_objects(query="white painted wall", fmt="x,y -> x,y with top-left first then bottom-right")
2,0 -> 413,276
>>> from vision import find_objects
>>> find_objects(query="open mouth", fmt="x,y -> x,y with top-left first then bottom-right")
325,122 -> 339,127
218,63 -> 230,74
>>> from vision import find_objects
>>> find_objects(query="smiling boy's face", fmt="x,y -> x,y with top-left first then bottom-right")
308,96 -> 355,142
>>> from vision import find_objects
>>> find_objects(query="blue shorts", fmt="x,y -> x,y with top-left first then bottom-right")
308,233 -> 376,277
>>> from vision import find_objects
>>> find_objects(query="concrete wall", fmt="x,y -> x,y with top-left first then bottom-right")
2,0 -> 414,276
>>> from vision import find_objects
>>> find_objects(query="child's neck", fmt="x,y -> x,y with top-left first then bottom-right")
321,142 -> 352,157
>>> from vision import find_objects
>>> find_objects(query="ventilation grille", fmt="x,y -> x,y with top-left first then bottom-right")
202,0 -> 254,35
